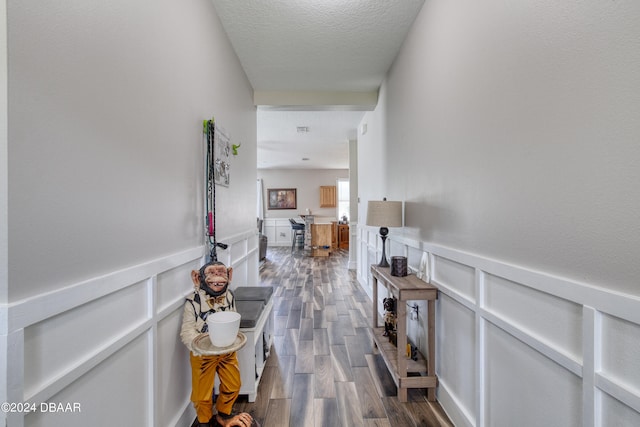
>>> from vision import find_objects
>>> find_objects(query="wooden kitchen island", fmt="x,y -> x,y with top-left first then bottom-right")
310,223 -> 332,256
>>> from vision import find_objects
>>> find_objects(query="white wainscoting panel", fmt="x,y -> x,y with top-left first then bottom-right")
230,236 -> 248,265
24,333 -> 150,427
357,225 -> 640,427
484,322 -> 583,427
157,263 -> 198,314
600,390 -> 640,426
406,245 -> 427,273
157,309 -> 192,427
484,273 -> 583,364
263,218 -> 293,246
600,313 -> 640,402
437,293 -> 476,421
434,256 -> 476,303
596,314 -> 640,414
23,279 -> 149,400
1,229 -> 259,427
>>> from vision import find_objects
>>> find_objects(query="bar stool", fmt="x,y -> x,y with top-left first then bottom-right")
289,219 -> 305,252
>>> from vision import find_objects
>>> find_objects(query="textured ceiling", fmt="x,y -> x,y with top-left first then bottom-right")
210,0 -> 425,168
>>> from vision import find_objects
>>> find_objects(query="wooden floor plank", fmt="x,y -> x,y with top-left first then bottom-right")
381,396 -> 418,427
336,381 -> 365,427
349,307 -> 370,328
269,355 -> 295,399
233,365 -> 274,421
313,308 -> 327,329
262,398 -> 291,427
406,398 -> 454,427
364,419 -> 393,427
345,334 -> 369,368
314,398 -> 340,427
281,328 -> 299,356
294,339 -> 314,374
312,286 -> 325,310
313,355 -> 336,398
299,317 -> 314,341
301,301 -> 314,319
286,309 -> 302,329
289,374 -> 314,427
276,298 -> 292,316
365,353 -> 397,398
338,313 -> 357,336
330,344 -> 353,382
353,366 -> 388,419
327,320 -> 346,345
312,328 -> 330,356
324,304 -> 338,322
273,315 -> 287,336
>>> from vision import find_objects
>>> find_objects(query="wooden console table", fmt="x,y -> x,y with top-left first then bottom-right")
370,264 -> 438,402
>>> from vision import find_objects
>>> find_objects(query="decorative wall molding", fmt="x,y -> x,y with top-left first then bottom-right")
0,229 -> 258,427
3,247 -> 203,335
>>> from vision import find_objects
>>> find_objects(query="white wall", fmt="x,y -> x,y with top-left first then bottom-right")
2,1 -> 257,426
385,0 -> 640,296
258,168 -> 348,219
357,1 -> 640,426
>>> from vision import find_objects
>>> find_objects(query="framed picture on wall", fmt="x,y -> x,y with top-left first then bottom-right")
267,188 -> 297,210
213,124 -> 231,187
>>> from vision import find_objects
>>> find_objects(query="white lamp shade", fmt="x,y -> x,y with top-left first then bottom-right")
366,200 -> 403,228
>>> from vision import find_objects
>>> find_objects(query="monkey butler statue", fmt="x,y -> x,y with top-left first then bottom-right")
180,260 -> 259,427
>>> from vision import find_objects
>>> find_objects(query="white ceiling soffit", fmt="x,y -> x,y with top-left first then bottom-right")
257,110 -> 364,169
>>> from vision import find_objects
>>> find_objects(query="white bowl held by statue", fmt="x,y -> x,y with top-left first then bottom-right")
207,311 -> 241,347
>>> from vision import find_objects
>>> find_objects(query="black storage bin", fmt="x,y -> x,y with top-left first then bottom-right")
235,300 -> 265,328
234,286 -> 274,306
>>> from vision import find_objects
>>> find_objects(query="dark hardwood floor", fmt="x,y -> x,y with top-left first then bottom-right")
202,246 -> 454,427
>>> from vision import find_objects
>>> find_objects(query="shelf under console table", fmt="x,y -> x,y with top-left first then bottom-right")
370,264 -> 438,402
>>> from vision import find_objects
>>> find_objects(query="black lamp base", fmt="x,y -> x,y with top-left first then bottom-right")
377,227 -> 389,267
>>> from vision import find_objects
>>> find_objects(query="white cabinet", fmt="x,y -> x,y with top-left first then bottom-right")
232,287 -> 275,402
237,298 -> 274,402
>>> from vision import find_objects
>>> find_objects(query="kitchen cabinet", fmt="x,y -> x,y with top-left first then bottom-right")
338,224 -> 349,249
319,186 -> 336,208
331,221 -> 338,249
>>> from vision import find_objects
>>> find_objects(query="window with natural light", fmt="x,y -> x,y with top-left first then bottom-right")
337,179 -> 349,222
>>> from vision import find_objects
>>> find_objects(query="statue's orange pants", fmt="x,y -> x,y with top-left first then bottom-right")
190,351 -> 241,423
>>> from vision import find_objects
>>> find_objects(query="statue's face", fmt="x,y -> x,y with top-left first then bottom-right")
191,262 -> 233,297
202,264 -> 229,289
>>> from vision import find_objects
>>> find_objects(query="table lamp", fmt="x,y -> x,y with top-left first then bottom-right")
366,199 -> 403,267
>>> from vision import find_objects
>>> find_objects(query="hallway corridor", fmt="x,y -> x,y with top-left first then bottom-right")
230,247 -> 453,427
